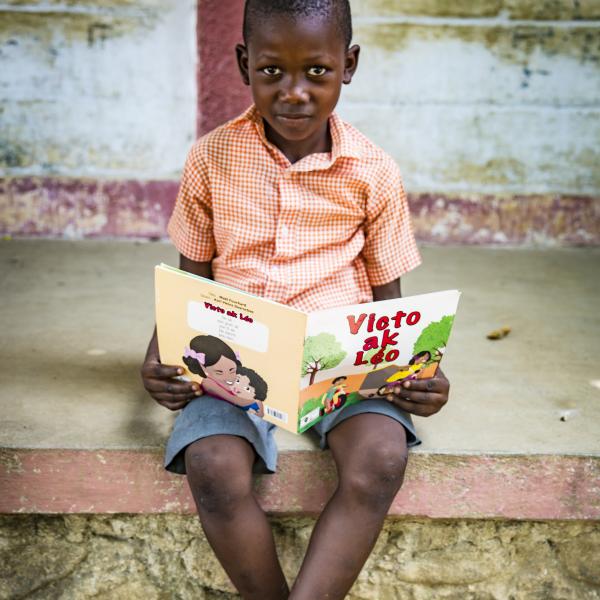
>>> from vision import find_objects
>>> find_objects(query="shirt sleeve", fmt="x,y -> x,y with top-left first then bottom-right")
362,157 -> 421,287
167,143 -> 215,262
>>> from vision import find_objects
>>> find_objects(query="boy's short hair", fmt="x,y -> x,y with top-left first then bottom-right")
243,0 -> 353,49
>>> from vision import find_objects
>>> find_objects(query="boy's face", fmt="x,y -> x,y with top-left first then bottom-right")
237,14 -> 359,158
234,374 -> 256,400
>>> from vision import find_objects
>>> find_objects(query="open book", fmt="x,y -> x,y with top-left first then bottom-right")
155,264 -> 460,434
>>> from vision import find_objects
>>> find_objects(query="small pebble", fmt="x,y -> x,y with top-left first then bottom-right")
487,326 -> 511,340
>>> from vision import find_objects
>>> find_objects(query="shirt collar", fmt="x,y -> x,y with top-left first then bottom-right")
229,105 -> 360,169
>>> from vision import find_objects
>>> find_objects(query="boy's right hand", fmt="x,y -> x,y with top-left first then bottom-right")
140,352 -> 201,411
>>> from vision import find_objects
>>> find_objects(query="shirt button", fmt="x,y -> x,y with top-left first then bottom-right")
280,225 -> 289,238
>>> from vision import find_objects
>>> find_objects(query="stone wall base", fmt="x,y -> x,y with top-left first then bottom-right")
1,515 -> 598,599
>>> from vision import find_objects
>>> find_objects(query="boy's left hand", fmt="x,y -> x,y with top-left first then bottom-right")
386,369 -> 449,417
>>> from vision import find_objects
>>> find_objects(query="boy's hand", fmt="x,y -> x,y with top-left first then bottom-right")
140,351 -> 201,411
141,258 -> 213,411
386,369 -> 449,417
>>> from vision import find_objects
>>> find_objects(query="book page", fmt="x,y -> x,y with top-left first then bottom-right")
298,290 -> 460,432
155,265 -> 307,433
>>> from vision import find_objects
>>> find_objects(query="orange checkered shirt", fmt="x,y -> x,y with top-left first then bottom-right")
168,105 -> 421,312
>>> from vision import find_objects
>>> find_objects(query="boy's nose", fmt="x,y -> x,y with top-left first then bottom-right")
279,78 -> 309,104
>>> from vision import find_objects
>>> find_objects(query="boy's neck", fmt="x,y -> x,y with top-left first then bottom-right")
263,119 -> 332,164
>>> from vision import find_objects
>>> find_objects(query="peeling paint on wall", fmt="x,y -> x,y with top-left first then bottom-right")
353,22 -> 600,65
0,0 -> 197,178
338,17 -> 600,196
1,0 -> 599,243
350,0 -> 600,20
339,104 -> 600,195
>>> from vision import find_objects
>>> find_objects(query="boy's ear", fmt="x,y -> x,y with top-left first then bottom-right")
343,44 -> 360,84
236,44 -> 250,86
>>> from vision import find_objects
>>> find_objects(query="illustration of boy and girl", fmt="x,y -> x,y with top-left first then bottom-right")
183,334 -> 267,417
318,349 -> 436,417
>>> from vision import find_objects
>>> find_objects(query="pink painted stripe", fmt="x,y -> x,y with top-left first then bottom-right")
1,449 -> 598,519
410,193 -> 600,245
2,177 -> 598,244
0,177 -> 179,238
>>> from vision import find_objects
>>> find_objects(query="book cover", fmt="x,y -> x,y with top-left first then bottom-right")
155,264 -> 460,434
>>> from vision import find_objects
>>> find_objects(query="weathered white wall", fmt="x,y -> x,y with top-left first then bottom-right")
0,0 -> 598,242
0,0 -> 197,179
2,0 -> 599,194
338,1 -> 600,195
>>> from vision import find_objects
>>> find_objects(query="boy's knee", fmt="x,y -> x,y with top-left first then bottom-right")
185,438 -> 253,516
341,442 -> 408,508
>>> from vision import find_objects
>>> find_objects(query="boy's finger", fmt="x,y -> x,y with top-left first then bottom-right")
400,378 -> 449,393
145,379 -> 198,395
399,390 -> 445,405
145,362 -> 184,378
164,391 -> 195,402
401,379 -> 436,391
386,396 -> 436,417
161,380 -> 198,395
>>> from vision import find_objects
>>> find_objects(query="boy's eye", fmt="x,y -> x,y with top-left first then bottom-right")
262,66 -> 281,76
307,66 -> 327,77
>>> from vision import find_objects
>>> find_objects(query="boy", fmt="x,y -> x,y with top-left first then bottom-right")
141,1 -> 450,598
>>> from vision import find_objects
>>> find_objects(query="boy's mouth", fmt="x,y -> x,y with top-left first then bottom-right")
277,113 -> 312,121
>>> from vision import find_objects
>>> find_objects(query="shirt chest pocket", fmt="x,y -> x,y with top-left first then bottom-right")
288,179 -> 366,245
211,179 -> 278,251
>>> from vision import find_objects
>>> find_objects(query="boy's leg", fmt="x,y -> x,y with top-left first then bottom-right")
290,414 -> 408,600
185,435 -> 289,600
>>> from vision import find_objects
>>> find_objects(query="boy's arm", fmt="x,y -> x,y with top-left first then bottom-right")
179,255 -> 213,279
140,255 -> 213,410
371,278 -> 450,417
372,278 -> 401,301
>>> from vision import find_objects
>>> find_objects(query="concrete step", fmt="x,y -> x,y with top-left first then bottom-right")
1,240 -> 599,519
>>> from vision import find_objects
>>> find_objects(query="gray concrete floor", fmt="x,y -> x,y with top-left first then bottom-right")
1,239 -> 599,456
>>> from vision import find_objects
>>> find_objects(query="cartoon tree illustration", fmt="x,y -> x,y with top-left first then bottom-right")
412,315 -> 454,360
302,333 -> 347,385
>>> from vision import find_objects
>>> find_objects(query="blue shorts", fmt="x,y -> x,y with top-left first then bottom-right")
164,394 -> 421,475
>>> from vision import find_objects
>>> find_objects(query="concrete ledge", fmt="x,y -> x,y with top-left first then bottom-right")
1,241 -> 599,526
2,449 -> 599,520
